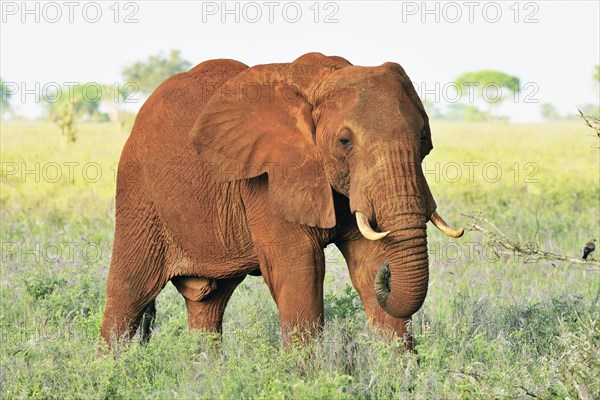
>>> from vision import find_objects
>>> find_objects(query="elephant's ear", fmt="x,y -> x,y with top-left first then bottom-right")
190,63 -> 336,229
383,62 -> 433,160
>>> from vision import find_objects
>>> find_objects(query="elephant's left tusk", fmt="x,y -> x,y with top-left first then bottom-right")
430,211 -> 464,238
356,212 -> 390,241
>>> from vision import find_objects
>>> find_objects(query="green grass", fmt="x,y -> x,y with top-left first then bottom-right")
1,120 -> 599,399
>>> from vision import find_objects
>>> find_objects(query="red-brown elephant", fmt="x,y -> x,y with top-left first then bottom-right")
100,52 -> 463,349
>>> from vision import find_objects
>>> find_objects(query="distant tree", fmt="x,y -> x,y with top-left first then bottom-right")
45,83 -> 103,142
96,84 -> 133,133
455,70 -> 520,121
0,77 -> 11,116
594,65 -> 600,89
122,50 -> 191,95
540,103 -> 561,121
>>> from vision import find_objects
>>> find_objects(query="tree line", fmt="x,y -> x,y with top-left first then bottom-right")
1,50 -> 190,142
1,57 -> 598,142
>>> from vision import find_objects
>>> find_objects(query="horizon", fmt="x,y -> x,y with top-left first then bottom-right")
1,1 -> 599,122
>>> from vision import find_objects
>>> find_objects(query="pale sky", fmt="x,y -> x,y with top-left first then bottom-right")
1,0 -> 599,121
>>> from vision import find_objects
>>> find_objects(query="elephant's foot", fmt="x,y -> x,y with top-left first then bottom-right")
369,316 -> 415,351
280,320 -> 324,349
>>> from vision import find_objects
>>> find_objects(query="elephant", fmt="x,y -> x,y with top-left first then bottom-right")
100,52 -> 463,349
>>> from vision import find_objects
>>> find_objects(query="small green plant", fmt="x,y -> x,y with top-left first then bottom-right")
23,271 -> 67,300
324,283 -> 363,320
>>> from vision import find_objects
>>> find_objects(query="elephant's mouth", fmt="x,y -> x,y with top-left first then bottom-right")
355,210 -> 464,241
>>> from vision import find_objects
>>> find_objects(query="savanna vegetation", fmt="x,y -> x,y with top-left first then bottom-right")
1,118 -> 598,399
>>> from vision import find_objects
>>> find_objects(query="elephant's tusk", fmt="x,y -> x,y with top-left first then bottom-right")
430,211 -> 464,238
356,212 -> 390,241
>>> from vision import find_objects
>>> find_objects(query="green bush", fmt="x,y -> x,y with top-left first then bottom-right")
324,283 -> 363,320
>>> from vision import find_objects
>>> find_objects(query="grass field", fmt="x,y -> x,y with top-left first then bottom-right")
1,120 -> 599,399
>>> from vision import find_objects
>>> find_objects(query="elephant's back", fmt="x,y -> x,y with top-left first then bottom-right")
121,57 -> 249,199
132,58 -> 249,145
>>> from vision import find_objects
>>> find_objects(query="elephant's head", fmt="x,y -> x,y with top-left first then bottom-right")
190,52 -> 462,319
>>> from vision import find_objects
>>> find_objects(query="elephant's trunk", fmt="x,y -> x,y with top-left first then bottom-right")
355,151 -> 433,319
374,216 -> 429,318
348,144 -> 448,318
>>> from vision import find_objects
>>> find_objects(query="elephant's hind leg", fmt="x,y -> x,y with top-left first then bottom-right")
173,276 -> 245,333
101,200 -> 170,345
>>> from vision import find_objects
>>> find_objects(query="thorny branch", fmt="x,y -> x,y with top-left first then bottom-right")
578,109 -> 600,148
462,213 -> 600,269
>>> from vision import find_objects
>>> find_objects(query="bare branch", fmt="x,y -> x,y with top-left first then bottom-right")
462,213 -> 600,269
578,110 -> 600,148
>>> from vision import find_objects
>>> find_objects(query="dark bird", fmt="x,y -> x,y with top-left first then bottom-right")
582,239 -> 596,260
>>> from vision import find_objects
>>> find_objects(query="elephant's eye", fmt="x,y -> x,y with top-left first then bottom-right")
339,137 -> 352,149
338,129 -> 353,151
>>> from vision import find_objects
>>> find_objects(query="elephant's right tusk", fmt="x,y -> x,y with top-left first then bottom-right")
430,211 -> 464,238
356,212 -> 390,241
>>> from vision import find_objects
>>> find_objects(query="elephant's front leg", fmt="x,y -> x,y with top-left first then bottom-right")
253,228 -> 326,344
261,241 -> 326,343
337,237 -> 415,350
